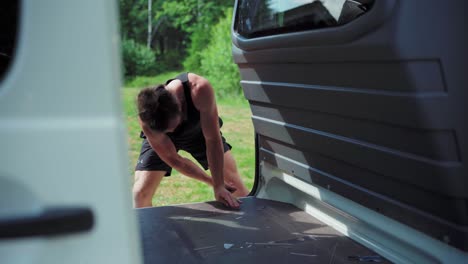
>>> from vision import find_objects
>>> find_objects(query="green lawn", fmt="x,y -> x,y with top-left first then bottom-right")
122,81 -> 255,206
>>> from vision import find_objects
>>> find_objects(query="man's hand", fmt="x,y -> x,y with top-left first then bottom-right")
214,186 -> 241,209
225,181 -> 237,193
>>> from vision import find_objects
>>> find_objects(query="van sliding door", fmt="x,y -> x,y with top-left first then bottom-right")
233,0 -> 468,256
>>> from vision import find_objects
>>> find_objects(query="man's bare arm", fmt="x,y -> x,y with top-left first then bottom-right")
190,74 -> 240,208
139,118 -> 214,185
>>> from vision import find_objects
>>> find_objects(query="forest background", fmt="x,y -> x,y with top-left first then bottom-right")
120,0 -> 241,98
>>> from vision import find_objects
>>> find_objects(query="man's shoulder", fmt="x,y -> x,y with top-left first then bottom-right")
165,78 -> 183,90
187,73 -> 211,94
189,75 -> 216,113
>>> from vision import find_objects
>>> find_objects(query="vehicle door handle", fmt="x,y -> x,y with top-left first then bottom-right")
0,207 -> 94,239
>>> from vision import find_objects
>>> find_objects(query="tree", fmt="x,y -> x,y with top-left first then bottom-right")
119,0 -> 237,77
160,0 -> 234,71
199,8 -> 241,98
121,38 -> 155,77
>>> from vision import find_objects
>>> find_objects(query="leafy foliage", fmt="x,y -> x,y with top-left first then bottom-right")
183,26 -> 207,71
199,8 -> 241,98
121,38 -> 156,77
119,0 -> 241,98
160,0 -> 232,33
120,0 -> 156,42
161,0 -> 234,72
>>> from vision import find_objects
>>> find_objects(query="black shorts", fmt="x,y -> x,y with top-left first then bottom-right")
135,132 -> 232,176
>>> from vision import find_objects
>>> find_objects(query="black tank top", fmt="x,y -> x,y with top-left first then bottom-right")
165,72 -> 202,140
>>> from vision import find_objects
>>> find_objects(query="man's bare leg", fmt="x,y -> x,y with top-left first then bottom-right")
133,170 -> 166,208
223,151 -> 250,197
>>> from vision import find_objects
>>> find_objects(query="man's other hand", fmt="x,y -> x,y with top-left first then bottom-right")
214,186 -> 241,209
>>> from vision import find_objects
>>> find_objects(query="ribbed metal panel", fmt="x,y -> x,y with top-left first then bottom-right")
233,0 -> 468,251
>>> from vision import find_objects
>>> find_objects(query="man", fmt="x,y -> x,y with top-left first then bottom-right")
133,72 -> 249,209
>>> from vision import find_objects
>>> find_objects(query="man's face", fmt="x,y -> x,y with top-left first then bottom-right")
165,114 -> 182,133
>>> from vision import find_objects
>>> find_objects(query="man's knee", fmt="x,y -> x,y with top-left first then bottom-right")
132,183 -> 153,203
132,171 -> 165,207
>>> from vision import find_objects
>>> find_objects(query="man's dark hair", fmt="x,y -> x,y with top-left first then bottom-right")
137,85 -> 180,132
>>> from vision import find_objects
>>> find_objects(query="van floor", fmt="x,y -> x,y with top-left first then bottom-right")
137,197 -> 391,263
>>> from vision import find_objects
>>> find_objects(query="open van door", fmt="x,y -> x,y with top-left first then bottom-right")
0,1 -> 141,263
232,0 -> 468,263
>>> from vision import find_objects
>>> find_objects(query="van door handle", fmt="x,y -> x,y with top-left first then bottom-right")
0,207 -> 94,239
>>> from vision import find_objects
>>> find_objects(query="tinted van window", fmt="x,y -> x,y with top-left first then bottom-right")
0,1 -> 19,81
235,0 -> 374,38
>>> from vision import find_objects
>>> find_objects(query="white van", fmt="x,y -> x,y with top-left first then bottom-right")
0,1 -> 140,263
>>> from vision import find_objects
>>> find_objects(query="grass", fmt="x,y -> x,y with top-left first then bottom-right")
122,77 -> 255,206
124,71 -> 181,88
